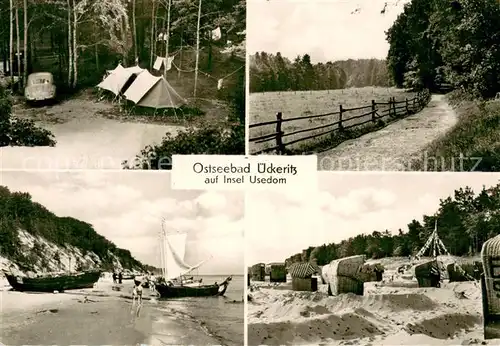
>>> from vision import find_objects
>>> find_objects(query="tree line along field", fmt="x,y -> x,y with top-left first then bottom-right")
249,87 -> 417,153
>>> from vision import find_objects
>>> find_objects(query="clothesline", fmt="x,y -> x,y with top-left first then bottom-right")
170,60 -> 243,81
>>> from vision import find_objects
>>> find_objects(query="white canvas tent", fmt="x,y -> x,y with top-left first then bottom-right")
123,70 -> 186,109
105,63 -> 125,76
97,65 -> 145,96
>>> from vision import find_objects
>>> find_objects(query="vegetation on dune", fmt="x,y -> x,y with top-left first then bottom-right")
0,186 -> 145,272
286,182 -> 500,266
250,53 -> 392,93
0,86 -> 56,147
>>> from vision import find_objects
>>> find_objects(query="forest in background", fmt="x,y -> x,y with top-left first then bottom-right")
387,0 -> 500,98
0,186 -> 147,271
249,53 -> 392,93
286,182 -> 500,266
0,0 -> 245,93
0,0 -> 246,158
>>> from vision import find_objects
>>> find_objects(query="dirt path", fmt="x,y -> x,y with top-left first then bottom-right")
317,94 -> 458,171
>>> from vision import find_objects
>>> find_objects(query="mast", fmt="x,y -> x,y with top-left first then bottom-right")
159,225 -> 166,279
161,218 -> 167,280
433,219 -> 438,259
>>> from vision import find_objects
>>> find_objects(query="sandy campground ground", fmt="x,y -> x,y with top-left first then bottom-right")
316,94 -> 458,171
248,257 -> 496,346
0,90 -> 233,169
0,279 -> 223,345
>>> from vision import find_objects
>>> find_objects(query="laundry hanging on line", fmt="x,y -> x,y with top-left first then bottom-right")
211,27 -> 221,41
153,56 -> 174,71
157,32 -> 168,41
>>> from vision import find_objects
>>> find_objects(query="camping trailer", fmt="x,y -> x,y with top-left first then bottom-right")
481,235 -> 500,339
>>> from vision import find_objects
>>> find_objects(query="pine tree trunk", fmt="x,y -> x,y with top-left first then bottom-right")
193,0 -> 202,98
72,5 -> 77,88
23,0 -> 28,85
132,0 -> 137,63
149,0 -> 155,69
15,0 -> 21,88
9,0 -> 13,83
178,31 -> 182,79
163,0 -> 171,79
67,0 -> 72,88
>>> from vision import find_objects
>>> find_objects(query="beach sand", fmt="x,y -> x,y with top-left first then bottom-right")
248,259 -> 499,346
0,283 -> 152,345
1,279 -> 231,345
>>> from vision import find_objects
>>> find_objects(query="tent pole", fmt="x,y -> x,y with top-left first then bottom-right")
164,0 -> 172,79
193,0 -> 202,99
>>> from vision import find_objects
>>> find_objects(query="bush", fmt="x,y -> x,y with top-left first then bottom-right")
123,123 -> 244,169
0,86 -> 56,147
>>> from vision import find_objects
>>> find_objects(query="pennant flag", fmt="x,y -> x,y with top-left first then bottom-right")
211,27 -> 222,41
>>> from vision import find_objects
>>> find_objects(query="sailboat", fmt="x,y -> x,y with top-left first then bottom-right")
154,221 -> 231,299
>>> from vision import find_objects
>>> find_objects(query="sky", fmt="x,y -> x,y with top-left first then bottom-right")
0,171 -> 244,275
246,173 -> 500,264
247,0 -> 410,63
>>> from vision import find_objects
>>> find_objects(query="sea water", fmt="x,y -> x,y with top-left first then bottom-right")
148,275 -> 244,346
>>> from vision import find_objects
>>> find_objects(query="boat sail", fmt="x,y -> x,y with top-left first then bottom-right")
155,221 -> 231,299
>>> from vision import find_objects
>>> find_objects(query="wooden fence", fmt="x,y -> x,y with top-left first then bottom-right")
249,89 -> 431,155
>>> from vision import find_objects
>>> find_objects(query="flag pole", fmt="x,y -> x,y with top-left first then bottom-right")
193,0 -> 202,98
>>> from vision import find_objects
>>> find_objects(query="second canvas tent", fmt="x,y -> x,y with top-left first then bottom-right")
123,70 -> 186,109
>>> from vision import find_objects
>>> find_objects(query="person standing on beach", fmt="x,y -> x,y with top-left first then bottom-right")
112,272 -> 117,284
133,282 -> 143,305
118,272 -> 123,284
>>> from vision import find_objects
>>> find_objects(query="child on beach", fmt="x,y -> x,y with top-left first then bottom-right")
133,282 -> 143,305
132,282 -> 143,317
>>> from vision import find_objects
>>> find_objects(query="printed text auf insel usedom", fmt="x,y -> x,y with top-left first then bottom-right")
192,162 -> 297,184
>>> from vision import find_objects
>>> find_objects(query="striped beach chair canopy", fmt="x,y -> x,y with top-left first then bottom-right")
288,262 -> 319,278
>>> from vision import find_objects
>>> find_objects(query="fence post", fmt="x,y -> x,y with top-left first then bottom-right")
405,98 -> 409,115
371,100 -> 376,123
392,97 -> 397,117
275,112 -> 285,154
388,98 -> 393,117
339,105 -> 344,131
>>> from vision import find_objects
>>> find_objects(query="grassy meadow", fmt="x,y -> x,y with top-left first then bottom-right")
249,87 -> 417,154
